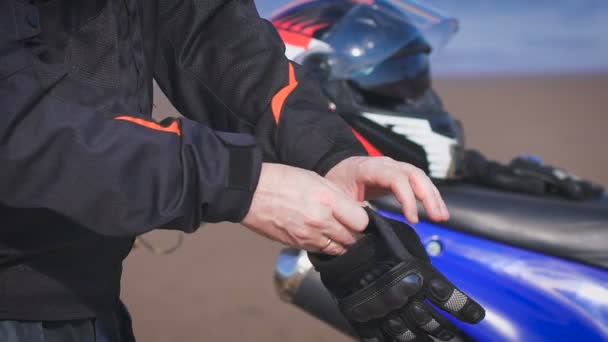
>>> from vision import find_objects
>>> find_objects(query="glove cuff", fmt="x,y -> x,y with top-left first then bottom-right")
308,234 -> 378,297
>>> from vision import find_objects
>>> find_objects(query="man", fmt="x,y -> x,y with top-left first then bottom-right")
0,0 -> 449,340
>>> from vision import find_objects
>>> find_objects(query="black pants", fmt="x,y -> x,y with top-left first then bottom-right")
0,301 -> 135,342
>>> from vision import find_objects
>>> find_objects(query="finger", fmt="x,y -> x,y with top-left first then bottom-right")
431,185 -> 450,221
333,194 -> 369,233
381,313 -> 431,342
426,277 -> 485,324
283,224 -> 333,254
320,238 -> 346,256
427,183 -> 448,221
352,158 -> 419,223
364,163 -> 419,223
402,300 -> 458,341
431,182 -> 450,221
350,321 -> 388,342
322,221 -> 358,246
406,167 -> 444,221
407,167 -> 443,221
291,204 -> 350,253
389,173 -> 419,224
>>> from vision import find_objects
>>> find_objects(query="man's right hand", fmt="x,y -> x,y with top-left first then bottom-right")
241,163 -> 369,255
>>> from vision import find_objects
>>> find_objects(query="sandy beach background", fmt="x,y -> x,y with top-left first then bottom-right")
122,73 -> 608,341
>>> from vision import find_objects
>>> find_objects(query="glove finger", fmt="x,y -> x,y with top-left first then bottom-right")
350,321 -> 388,342
426,277 -> 485,324
381,313 -> 432,342
402,300 -> 458,341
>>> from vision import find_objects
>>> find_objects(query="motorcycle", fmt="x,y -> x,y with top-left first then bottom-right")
270,1 -> 608,341
275,184 -> 608,341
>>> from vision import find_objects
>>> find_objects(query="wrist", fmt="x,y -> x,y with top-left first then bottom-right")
315,150 -> 368,176
241,163 -> 289,225
203,140 -> 263,223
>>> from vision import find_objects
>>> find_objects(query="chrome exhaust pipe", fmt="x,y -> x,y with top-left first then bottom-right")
274,248 -> 355,337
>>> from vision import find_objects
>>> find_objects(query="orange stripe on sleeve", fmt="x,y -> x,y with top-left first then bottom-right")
271,63 -> 299,123
114,116 -> 181,136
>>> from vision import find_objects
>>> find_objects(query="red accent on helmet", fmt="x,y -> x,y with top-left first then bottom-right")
277,29 -> 312,48
271,0 -> 364,39
301,22 -> 331,35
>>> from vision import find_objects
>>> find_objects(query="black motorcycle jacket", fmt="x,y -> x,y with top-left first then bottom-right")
0,0 -> 365,320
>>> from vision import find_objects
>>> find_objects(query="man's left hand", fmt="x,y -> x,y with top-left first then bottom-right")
325,156 -> 450,224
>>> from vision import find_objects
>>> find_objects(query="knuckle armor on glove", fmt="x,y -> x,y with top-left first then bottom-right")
308,208 -> 485,342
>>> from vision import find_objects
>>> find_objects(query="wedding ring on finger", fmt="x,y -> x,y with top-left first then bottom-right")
322,237 -> 333,250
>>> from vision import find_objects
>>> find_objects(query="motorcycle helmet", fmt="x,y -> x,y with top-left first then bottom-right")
271,0 -> 465,179
272,0 -> 457,102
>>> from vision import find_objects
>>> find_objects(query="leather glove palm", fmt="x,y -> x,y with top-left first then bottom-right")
309,208 -> 484,342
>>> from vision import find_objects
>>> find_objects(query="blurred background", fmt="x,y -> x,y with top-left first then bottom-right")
122,1 -> 608,341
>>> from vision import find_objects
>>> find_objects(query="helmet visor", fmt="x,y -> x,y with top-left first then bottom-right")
385,0 -> 458,49
321,0 -> 457,79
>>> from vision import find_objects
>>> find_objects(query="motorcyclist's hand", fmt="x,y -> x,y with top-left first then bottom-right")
242,163 -> 369,255
325,156 -> 449,223
309,209 -> 485,342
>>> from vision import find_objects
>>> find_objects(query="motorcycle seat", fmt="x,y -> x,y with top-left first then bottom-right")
373,183 -> 608,270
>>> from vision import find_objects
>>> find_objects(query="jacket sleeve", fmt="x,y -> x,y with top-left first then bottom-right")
0,29 -> 262,236
153,0 -> 367,175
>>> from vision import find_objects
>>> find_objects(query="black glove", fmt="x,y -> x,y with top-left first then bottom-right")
308,208 -> 485,342
509,156 -> 604,200
463,149 -> 604,200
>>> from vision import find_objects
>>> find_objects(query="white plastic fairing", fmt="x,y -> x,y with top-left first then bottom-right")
362,112 -> 458,179
284,39 -> 332,62
284,44 -> 306,60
